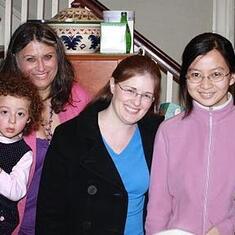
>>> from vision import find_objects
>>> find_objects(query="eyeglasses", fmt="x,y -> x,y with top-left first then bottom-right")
186,71 -> 230,84
117,83 -> 155,103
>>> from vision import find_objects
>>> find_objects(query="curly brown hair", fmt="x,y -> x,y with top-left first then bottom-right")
0,72 -> 43,135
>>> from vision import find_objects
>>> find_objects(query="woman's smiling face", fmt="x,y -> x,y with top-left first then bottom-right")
186,49 -> 235,107
16,40 -> 58,97
110,73 -> 155,125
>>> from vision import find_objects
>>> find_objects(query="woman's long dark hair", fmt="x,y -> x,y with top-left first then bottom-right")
0,21 -> 75,113
180,32 -> 235,116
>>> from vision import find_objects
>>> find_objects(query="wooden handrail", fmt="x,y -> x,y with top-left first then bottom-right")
73,0 -> 181,82
134,31 -> 181,82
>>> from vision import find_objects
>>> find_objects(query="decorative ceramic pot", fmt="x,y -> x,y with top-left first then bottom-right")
47,1 -> 102,54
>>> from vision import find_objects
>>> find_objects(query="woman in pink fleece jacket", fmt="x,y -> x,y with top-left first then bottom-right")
0,22 -> 90,234
146,32 -> 235,235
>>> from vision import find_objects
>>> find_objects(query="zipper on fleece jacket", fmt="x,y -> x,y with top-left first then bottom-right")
202,111 -> 213,234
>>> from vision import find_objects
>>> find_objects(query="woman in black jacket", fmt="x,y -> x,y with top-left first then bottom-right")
36,55 -> 164,235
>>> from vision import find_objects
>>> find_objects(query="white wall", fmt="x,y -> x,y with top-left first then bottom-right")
99,0 -> 213,63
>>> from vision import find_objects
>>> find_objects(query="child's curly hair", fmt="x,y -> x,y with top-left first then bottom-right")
0,72 -> 43,135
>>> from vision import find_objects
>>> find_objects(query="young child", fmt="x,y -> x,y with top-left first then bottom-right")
0,73 -> 42,234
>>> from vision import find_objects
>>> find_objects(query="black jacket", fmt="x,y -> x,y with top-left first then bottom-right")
36,101 -> 164,235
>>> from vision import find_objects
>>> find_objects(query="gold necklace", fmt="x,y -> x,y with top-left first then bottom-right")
41,106 -> 54,142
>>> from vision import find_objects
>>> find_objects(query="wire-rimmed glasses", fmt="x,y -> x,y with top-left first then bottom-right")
117,83 -> 155,103
186,71 -> 230,84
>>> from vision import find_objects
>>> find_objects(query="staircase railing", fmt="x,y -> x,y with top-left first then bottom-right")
2,0 -> 181,103
82,0 -> 180,78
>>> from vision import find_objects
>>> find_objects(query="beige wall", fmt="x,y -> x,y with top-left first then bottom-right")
11,0 -> 213,63
99,0 -> 213,63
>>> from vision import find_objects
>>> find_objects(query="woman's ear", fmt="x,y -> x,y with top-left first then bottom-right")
110,77 -> 115,94
229,73 -> 235,86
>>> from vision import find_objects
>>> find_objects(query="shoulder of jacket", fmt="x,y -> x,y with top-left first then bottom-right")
158,111 -> 187,134
140,113 -> 164,127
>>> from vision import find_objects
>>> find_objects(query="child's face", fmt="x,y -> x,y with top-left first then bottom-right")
0,95 -> 31,138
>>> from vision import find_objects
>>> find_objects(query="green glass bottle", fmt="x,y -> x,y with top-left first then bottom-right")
120,12 -> 132,53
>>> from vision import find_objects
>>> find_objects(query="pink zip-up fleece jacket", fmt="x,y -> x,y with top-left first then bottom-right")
13,82 -> 90,235
146,97 -> 235,235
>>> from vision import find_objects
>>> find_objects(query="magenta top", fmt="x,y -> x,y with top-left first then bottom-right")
19,138 -> 49,235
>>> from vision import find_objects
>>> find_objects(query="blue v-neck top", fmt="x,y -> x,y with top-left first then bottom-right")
103,127 -> 149,235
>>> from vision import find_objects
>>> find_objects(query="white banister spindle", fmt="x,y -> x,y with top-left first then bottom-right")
4,0 -> 12,55
37,0 -> 44,19
213,0 -> 234,47
21,0 -> 28,23
51,0 -> 59,18
68,0 -> 73,7
166,71 -> 173,103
